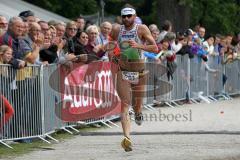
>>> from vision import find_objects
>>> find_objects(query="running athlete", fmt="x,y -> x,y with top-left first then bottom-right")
111,7 -> 158,152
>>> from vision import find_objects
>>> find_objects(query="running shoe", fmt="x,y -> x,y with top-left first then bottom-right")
121,137 -> 132,152
135,112 -> 143,126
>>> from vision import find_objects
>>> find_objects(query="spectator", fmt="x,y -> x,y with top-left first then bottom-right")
202,34 -> 215,55
55,22 -> 66,39
0,45 -> 13,64
0,15 -> 8,32
150,28 -> 160,42
134,16 -> 142,24
172,32 -> 185,53
85,25 -> 104,58
194,26 -> 205,43
98,21 -> 112,45
97,21 -> 112,61
52,22 -> 67,61
149,24 -> 159,33
84,20 -> 93,30
159,20 -> 172,42
74,31 -> 89,55
114,16 -> 122,25
225,34 -> 233,46
0,17 -> 26,68
63,21 -> 77,54
22,22 -> 29,37
185,28 -> 194,45
75,16 -> 85,32
48,20 -> 57,26
49,25 -> 57,41
0,94 -> 14,132
72,31 -> 93,63
38,20 -> 49,35
19,10 -> 36,25
42,29 -> 52,49
213,34 -> 222,56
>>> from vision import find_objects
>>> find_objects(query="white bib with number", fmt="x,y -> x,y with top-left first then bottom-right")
122,71 -> 139,84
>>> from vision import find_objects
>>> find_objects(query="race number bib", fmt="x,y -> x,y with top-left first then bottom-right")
122,71 -> 139,84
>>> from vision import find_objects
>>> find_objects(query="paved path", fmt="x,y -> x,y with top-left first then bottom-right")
5,98 -> 240,160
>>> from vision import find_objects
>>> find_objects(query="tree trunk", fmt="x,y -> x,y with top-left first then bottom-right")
156,0 -> 190,32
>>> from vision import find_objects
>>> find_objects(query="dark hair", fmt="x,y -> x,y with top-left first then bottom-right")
74,16 -> 84,21
231,36 -> 239,46
175,32 -> 185,44
75,31 -> 87,39
205,34 -> 215,41
161,20 -> 172,31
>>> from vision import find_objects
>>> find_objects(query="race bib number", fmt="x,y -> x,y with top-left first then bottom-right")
122,71 -> 139,84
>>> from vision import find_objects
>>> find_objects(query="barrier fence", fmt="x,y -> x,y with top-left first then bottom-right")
0,55 -> 240,148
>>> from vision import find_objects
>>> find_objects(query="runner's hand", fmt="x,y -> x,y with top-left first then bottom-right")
128,40 -> 140,49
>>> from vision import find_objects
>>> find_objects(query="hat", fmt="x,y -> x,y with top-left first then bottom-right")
19,10 -> 34,18
121,8 -> 136,16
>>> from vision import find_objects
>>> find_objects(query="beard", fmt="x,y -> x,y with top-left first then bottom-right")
122,19 -> 135,28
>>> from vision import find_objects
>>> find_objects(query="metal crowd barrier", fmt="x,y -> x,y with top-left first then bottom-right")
207,56 -> 223,97
224,60 -> 240,96
0,65 -> 43,148
146,55 -> 240,106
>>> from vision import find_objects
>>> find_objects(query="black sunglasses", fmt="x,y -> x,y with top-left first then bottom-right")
122,14 -> 133,19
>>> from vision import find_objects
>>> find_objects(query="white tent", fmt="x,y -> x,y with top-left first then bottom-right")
0,0 -> 69,22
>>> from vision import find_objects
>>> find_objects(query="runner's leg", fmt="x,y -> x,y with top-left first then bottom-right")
132,73 -> 147,114
117,71 -> 131,138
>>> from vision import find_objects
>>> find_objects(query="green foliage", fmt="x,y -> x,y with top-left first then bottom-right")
24,0 -> 240,34
190,0 -> 240,34
24,0 -> 98,19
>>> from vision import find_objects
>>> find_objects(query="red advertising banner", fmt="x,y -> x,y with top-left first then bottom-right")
59,61 -> 121,122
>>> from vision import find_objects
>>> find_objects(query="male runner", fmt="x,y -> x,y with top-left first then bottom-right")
111,7 -> 158,152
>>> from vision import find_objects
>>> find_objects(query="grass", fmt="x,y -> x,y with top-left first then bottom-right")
0,124 -> 105,159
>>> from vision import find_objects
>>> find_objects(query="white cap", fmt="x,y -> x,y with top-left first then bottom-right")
121,8 -> 136,16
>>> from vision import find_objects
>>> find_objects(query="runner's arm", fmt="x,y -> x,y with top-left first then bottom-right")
129,24 -> 158,53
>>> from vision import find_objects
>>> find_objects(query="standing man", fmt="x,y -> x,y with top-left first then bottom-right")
75,16 -> 85,32
111,7 -> 158,152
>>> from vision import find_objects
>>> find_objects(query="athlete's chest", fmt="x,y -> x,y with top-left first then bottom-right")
120,30 -> 137,40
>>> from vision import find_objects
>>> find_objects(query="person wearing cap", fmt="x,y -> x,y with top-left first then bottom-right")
111,6 -> 158,152
19,10 -> 36,25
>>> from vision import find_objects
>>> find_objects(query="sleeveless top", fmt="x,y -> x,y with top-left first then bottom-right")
117,24 -> 144,59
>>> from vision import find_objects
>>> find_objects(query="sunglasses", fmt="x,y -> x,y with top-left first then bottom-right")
122,14 -> 133,19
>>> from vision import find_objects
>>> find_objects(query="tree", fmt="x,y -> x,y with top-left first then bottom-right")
24,0 -> 98,19
154,0 -> 191,32
24,0 -> 240,34
191,0 -> 240,34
